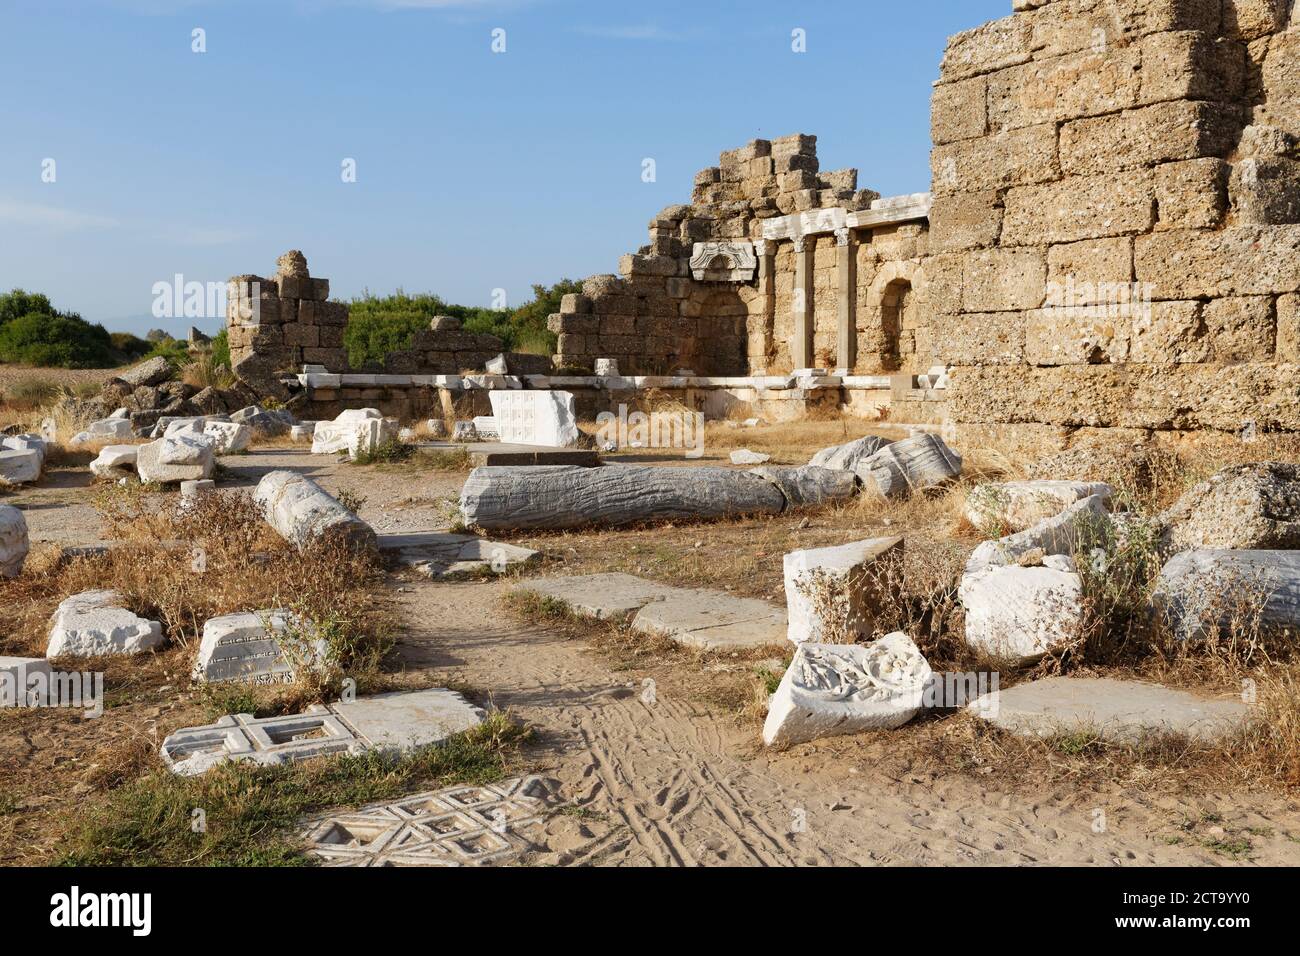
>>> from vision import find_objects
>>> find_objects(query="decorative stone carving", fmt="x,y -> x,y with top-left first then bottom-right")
689,240 -> 757,281
300,775 -> 562,867
763,632 -> 931,748
160,688 -> 485,776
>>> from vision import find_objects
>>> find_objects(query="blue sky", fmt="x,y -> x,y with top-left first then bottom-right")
0,0 -> 1009,336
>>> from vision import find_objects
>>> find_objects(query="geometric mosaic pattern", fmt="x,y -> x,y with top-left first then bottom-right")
300,775 -> 562,867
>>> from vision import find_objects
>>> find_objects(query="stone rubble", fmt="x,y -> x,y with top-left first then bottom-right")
730,449 -> 771,465
959,564 -> 1085,663
970,677 -> 1251,745
966,480 -> 1114,534
46,590 -> 165,657
135,433 -> 215,485
966,494 -> 1112,573
0,504 -> 29,578
88,444 -> 139,479
763,632 -> 932,748
160,688 -> 485,776
1160,462 -> 1300,551
1153,549 -> 1300,640
254,470 -> 376,551
192,609 -> 328,685
311,408 -> 399,457
783,537 -> 903,645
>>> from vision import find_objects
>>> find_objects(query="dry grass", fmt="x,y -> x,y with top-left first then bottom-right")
3,484 -> 398,705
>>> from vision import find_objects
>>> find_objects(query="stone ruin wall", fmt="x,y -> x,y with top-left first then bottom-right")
227,0 -> 1300,440
550,134 -> 942,379
931,0 -> 1300,441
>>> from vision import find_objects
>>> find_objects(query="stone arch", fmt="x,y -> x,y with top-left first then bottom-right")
694,287 -> 749,376
864,260 -> 927,374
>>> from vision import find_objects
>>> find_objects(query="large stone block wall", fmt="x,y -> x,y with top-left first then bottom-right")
227,251 -> 348,398
551,136 -> 939,377
930,0 -> 1300,433
551,134 -> 886,376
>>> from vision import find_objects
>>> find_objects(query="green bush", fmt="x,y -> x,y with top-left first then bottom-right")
210,328 -> 231,368
342,281 -> 576,367
0,289 -> 58,327
0,312 -> 115,368
110,332 -> 153,361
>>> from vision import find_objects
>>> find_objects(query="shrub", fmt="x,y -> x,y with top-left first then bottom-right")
0,312 -> 114,367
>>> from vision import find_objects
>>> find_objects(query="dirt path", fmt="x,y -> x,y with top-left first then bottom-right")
394,578 -> 1300,867
15,446 -> 1300,866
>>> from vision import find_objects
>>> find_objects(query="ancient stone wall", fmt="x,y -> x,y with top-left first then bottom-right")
227,251 -> 348,398
930,0 -> 1300,435
551,136 -> 939,378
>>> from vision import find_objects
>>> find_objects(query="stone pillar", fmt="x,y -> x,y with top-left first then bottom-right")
835,227 -> 856,373
753,239 -> 775,372
792,236 -> 814,370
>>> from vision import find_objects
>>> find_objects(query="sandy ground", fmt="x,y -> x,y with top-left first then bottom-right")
11,443 -> 1300,866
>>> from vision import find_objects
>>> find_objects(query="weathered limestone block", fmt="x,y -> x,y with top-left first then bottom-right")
967,494 -> 1111,572
927,190 -> 1005,253
807,434 -> 891,471
1160,462 -> 1300,551
161,688 -> 485,776
201,420 -> 252,454
729,449 -> 770,465
1059,102 -> 1240,176
930,311 -> 1026,364
987,44 -> 1143,133
192,610 -> 327,685
135,434 -> 214,485
966,480 -> 1114,534
1280,293 -> 1300,362
948,363 -> 1300,432
460,464 -> 787,530
960,565 -> 1085,662
1153,549 -> 1300,639
931,75 -> 988,145
747,465 -> 859,508
488,390 -> 580,447
0,449 -> 41,485
89,445 -> 139,479
854,433 -> 963,498
117,355 -> 173,388
254,470 -> 377,551
0,504 -> 29,578
1134,226 -> 1300,298
762,633 -> 931,748
311,408 -> 397,457
46,590 -> 164,657
0,656 -> 51,706
961,246 -> 1047,311
2,434 -> 46,472
930,124 -> 1059,195
971,676 -> 1251,744
1154,158 -> 1229,230
1002,171 -> 1156,245
783,537 -> 904,645
1231,155 -> 1300,225
1025,306 -> 1131,365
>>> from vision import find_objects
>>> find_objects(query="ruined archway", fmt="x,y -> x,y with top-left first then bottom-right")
864,260 -> 928,375
694,288 -> 748,375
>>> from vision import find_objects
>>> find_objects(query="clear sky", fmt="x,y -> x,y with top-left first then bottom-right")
0,0 -> 1010,337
